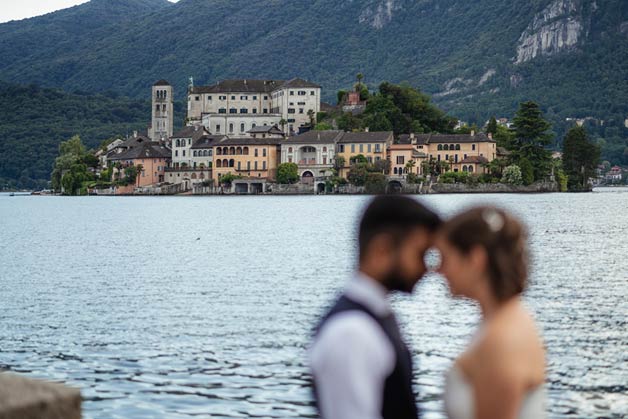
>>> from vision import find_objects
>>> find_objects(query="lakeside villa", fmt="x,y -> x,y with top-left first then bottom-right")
101,79 -> 498,194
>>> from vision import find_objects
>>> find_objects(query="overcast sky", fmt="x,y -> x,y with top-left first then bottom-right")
0,0 -> 178,24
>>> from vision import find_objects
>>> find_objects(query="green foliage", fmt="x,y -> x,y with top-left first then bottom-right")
50,135 -> 95,194
349,154 -> 368,164
562,125 -> 600,191
314,122 -> 333,130
512,101 -> 553,181
440,171 -> 469,184
364,172 -> 387,194
486,117 -> 498,135
502,165 -> 523,185
0,81 -> 181,188
347,163 -> 370,186
494,125 -> 515,150
219,172 -> 242,186
518,158 -> 535,186
276,162 -> 299,184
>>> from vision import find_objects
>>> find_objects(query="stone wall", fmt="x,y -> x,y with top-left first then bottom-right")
430,181 -> 559,194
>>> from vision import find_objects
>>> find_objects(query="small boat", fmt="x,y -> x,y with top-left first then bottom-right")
9,192 -> 14,196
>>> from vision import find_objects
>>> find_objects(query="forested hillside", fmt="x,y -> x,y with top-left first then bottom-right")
0,0 -> 627,186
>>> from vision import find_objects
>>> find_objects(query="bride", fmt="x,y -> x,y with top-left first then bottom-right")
436,207 -> 546,419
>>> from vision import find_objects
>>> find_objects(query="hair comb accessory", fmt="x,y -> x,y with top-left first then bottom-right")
482,209 -> 505,233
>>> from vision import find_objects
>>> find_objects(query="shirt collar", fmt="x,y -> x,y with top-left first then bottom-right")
345,271 -> 391,316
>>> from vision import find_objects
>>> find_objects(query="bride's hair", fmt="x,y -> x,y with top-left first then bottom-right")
441,206 -> 529,301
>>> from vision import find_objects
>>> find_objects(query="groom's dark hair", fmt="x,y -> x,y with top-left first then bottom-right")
358,195 -> 441,260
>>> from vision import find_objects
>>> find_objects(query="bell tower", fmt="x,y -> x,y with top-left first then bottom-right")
149,80 -> 173,141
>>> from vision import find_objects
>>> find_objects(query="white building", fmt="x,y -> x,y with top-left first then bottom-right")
188,78 -> 321,135
170,125 -> 210,168
281,130 -> 342,184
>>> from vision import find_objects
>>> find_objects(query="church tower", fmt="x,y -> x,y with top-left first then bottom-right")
149,80 -> 173,141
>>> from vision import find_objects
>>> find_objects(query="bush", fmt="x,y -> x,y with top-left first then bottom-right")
364,173 -> 387,194
277,162 -> 299,184
440,171 -> 469,184
502,165 -> 523,185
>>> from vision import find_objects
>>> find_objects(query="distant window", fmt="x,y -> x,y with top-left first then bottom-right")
240,108 -> 248,114
255,149 -> 259,157
359,144 -> 363,153
339,145 -> 345,153
263,109 -> 268,114
298,90 -> 306,96
253,109 -> 257,114
290,91 -> 294,95
155,105 -> 160,112
367,144 -> 371,152
351,144 -> 355,153
288,108 -> 295,114
299,108 -> 304,114
195,96 -> 200,101
263,161 -> 266,170
240,96 -> 247,100
264,95 -> 268,100
216,124 -> 221,132
230,108 -> 237,114
231,96 -> 236,100
240,123 -> 245,132
310,91 -> 315,95
229,123 -> 234,133
397,156 -> 404,165
208,96 -> 212,101
472,144 -> 476,151
219,95 -> 227,100
219,108 -> 226,114
253,96 -> 257,100
263,148 -> 267,157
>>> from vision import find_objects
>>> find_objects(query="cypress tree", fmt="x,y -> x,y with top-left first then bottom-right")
512,101 -> 553,181
562,125 -> 600,191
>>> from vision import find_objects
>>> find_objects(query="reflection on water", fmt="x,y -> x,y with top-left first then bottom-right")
0,191 -> 626,418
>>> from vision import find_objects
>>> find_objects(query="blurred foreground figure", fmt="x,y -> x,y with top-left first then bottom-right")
437,207 -> 546,419
309,195 -> 441,419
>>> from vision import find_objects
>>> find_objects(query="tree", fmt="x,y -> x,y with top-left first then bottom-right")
347,163 -> 370,186
314,122 -> 333,130
405,160 -> 416,175
486,116 -> 498,135
334,156 -> 346,171
307,109 -> 316,127
518,158 -> 534,185
364,172 -> 387,194
511,101 -> 553,181
562,125 -> 601,191
373,158 -> 391,174
337,90 -> 347,105
349,154 -> 368,164
276,162 -> 299,184
502,165 -> 523,185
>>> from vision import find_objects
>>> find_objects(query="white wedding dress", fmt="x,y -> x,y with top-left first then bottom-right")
444,365 -> 546,419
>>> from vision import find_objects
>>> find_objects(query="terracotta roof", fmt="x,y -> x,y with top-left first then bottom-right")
285,130 -> 344,144
338,131 -> 393,144
153,79 -> 170,86
108,141 -> 171,161
459,156 -> 489,164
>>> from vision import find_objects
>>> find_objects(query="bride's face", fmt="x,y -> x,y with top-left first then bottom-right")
435,235 -> 487,300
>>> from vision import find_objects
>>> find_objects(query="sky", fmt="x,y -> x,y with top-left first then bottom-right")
0,0 -> 178,24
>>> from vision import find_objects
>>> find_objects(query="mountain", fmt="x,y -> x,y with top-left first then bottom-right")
0,81 -> 188,189
0,0 -> 627,187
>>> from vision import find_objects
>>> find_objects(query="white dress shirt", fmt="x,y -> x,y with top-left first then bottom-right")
309,272 -> 396,419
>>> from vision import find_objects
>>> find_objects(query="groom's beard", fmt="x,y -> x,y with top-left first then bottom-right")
381,266 -> 416,294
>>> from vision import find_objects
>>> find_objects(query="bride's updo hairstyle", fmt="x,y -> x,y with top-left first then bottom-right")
441,206 -> 529,301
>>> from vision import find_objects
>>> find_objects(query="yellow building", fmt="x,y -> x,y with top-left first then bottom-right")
394,132 -> 497,175
211,137 -> 282,182
335,131 -> 394,178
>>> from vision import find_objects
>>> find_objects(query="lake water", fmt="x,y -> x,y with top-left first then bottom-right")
0,191 -> 626,418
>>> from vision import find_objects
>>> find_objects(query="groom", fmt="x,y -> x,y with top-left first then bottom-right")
310,195 -> 441,419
